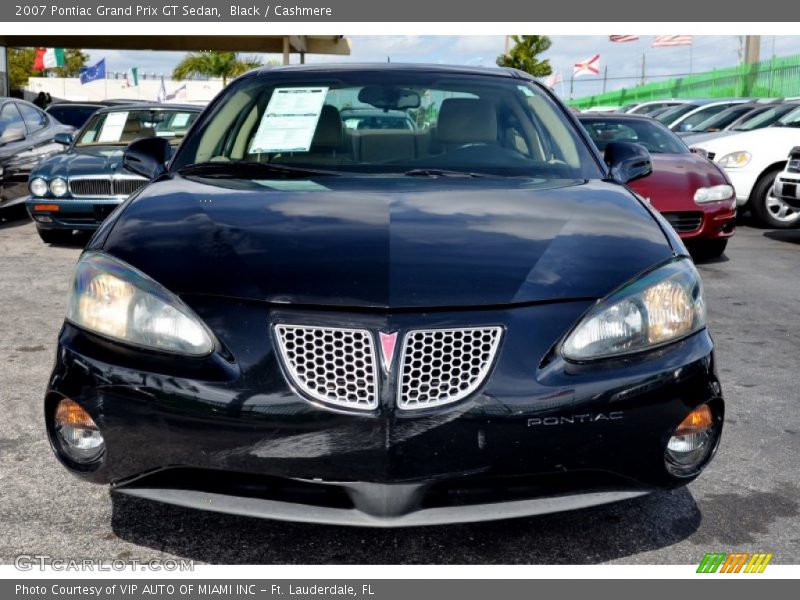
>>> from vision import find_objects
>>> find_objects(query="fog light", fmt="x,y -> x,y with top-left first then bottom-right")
53,399 -> 104,463
34,215 -> 53,223
665,404 -> 718,476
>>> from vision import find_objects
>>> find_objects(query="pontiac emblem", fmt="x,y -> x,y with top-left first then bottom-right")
378,332 -> 398,372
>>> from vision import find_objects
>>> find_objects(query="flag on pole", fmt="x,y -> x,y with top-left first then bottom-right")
573,54 -> 600,78
652,35 -> 693,47
156,76 -> 167,103
543,71 -> 563,89
609,35 -> 639,42
79,59 -> 106,84
165,84 -> 187,101
124,67 -> 139,88
33,48 -> 65,70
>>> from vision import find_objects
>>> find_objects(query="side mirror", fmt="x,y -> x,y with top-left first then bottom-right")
0,126 -> 25,145
54,132 -> 73,145
604,141 -> 652,184
690,147 -> 709,159
123,137 -> 172,180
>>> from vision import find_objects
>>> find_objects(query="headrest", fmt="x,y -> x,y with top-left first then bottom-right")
122,119 -> 141,134
311,105 -> 343,148
437,98 -> 497,144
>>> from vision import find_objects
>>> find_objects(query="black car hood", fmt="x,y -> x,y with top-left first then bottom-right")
100,175 -> 673,309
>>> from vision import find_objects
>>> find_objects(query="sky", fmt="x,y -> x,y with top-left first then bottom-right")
86,35 -> 800,101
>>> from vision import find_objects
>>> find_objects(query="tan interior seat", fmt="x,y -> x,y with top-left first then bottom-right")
436,98 -> 498,148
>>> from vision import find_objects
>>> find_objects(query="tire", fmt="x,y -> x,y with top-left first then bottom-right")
689,239 -> 728,261
37,228 -> 73,244
751,169 -> 800,228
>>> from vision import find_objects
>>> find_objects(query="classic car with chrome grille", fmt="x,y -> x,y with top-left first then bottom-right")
45,64 -> 724,527
25,103 -> 201,244
578,114 -> 736,259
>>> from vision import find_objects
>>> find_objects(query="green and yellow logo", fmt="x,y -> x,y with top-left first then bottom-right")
697,552 -> 773,573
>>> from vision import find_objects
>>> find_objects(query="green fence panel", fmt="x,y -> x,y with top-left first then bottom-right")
569,53 -> 800,108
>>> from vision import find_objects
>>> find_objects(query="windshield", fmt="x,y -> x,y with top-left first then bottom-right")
172,71 -> 600,179
691,105 -> 754,132
654,104 -> 696,124
47,105 -> 101,129
675,104 -> 737,131
579,117 -> 688,154
733,104 -> 799,130
773,106 -> 800,128
77,108 -> 199,147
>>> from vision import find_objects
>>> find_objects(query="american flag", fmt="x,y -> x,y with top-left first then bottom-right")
652,35 -> 693,47
609,35 -> 639,42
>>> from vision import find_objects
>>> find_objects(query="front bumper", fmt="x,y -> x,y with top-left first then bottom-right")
25,196 -> 121,231
45,300 -> 724,526
662,202 -> 736,242
722,168 -> 759,206
773,173 -> 800,209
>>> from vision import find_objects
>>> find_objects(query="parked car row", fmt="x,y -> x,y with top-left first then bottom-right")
580,97 -> 800,228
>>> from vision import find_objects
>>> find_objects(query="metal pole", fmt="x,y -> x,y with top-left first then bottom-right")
602,65 -> 608,94
641,52 -> 646,85
569,74 -> 574,100
282,36 -> 290,66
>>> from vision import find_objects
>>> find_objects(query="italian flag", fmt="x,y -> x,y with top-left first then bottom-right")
125,67 -> 139,87
34,48 -> 65,70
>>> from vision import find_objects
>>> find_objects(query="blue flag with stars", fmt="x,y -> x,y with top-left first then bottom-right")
79,59 -> 106,84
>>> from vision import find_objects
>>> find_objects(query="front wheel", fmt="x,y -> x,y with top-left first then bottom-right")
37,228 -> 73,245
751,169 -> 800,228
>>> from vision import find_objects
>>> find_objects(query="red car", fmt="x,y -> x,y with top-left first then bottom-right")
579,114 -> 736,258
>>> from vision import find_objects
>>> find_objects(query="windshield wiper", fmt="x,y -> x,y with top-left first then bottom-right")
402,168 -> 487,178
179,161 -> 341,179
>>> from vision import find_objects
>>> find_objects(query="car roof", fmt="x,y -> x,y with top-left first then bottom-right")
578,113 -> 660,121
46,102 -> 106,109
246,62 -> 529,80
93,102 -> 202,113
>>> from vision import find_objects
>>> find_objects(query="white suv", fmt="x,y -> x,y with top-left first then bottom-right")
772,147 -> 800,210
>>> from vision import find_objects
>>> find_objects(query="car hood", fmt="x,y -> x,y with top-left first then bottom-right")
32,146 -> 126,179
99,175 -> 674,309
628,154 -> 728,210
690,127 -> 800,160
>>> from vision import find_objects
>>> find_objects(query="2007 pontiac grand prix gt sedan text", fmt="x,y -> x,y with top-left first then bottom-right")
44,64 -> 724,526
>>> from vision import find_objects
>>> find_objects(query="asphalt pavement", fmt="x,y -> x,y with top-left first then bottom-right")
0,213 -> 798,565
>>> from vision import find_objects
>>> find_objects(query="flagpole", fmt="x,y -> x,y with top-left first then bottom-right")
689,44 -> 693,75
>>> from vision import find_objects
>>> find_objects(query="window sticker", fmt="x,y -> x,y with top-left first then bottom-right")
249,87 -> 329,154
172,113 -> 191,127
98,111 -> 129,142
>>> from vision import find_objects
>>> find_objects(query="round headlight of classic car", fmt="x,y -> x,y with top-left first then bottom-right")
49,177 -> 68,197
29,177 -> 49,197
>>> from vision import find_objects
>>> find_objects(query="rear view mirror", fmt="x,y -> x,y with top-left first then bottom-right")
123,137 -> 172,180
54,132 -> 73,146
358,86 -> 420,110
604,141 -> 652,184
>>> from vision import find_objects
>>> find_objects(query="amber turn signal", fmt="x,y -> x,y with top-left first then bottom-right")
33,204 -> 60,212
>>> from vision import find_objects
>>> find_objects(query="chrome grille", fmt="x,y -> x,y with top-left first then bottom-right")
397,327 -> 502,410
113,178 -> 147,196
69,178 -> 112,197
787,159 -> 800,174
274,325 -> 378,410
69,177 -> 147,198
663,211 -> 703,233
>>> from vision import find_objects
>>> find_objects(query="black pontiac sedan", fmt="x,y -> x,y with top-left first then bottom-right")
45,64 -> 723,527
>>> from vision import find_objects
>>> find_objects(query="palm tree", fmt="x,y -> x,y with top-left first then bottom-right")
172,51 -> 262,86
496,36 -> 553,78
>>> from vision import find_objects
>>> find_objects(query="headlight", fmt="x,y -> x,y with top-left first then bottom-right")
562,259 -> 706,361
66,252 -> 215,356
717,151 -> 751,168
49,177 -> 68,197
694,184 -> 734,204
30,177 -> 49,197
